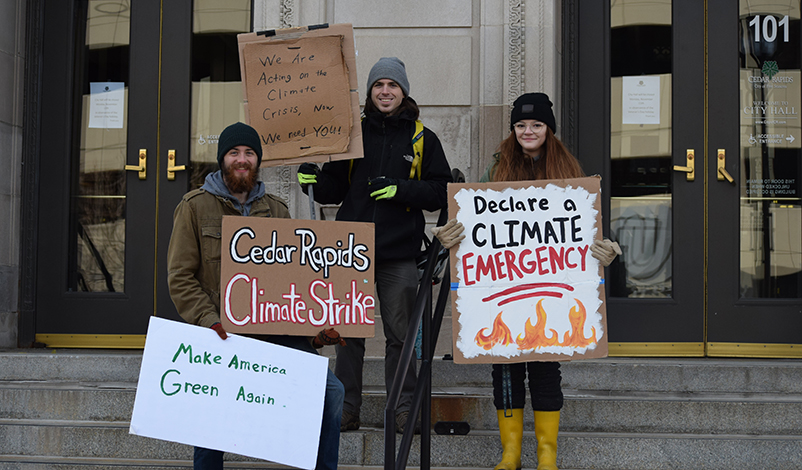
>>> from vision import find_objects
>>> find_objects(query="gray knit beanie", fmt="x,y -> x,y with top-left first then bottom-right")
366,57 -> 410,97
217,122 -> 263,169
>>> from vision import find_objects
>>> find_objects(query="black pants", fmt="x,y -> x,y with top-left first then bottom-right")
335,259 -> 418,416
492,361 -> 563,412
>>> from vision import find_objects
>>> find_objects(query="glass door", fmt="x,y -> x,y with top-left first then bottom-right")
35,1 -> 251,346
577,0 -> 802,357
604,0 -> 706,354
707,0 -> 802,355
155,0 -> 252,340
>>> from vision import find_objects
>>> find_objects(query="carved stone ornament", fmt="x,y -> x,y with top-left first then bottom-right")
259,0 -> 296,209
508,0 -> 525,129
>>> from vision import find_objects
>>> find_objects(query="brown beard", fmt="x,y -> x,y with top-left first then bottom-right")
223,162 -> 259,195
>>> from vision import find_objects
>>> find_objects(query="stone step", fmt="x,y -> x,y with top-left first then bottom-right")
4,350 -> 802,394
0,350 -> 144,382
2,381 -> 799,436
1,421 -> 800,470
0,460 -> 483,470
0,381 -> 136,422
358,387 -> 802,435
3,353 -> 802,434
0,457 -> 284,470
3,351 -> 802,469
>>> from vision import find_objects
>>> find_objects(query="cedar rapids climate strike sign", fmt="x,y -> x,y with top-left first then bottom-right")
448,177 -> 608,364
220,217 -> 375,337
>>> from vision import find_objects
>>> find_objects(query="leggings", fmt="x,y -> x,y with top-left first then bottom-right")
492,361 -> 563,412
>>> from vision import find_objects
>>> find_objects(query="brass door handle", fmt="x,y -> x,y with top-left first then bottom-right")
125,149 -> 147,180
717,149 -> 734,183
673,149 -> 695,181
167,150 -> 186,181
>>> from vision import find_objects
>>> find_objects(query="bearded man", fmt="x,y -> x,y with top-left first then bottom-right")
166,122 -> 345,470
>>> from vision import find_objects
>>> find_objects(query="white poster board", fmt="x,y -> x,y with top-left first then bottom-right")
88,82 -> 125,129
130,317 -> 328,470
622,75 -> 661,125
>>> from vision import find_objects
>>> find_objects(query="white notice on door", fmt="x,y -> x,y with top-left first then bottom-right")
622,76 -> 660,125
89,82 -> 125,129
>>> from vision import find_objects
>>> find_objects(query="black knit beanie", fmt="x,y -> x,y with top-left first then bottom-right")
217,122 -> 263,169
510,93 -> 556,132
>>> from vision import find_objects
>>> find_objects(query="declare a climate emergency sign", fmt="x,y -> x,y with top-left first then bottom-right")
447,177 -> 609,364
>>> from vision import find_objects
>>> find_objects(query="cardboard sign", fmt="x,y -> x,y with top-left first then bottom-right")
220,216 -> 375,337
238,24 -> 363,166
130,317 -> 328,470
448,177 -> 608,364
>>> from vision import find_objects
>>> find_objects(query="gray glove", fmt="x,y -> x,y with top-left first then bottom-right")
430,218 -> 465,249
590,239 -> 622,267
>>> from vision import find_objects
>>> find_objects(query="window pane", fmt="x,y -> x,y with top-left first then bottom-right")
189,0 -> 252,190
738,3 -> 802,298
69,0 -> 131,292
609,0 -> 673,298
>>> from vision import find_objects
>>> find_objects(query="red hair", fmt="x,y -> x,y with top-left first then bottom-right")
492,128 -> 584,182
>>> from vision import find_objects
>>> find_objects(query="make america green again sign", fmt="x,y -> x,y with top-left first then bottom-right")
130,317 -> 328,469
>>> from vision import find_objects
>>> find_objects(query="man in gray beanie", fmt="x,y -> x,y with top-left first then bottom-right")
297,58 -> 453,434
167,121 -> 346,470
366,57 -> 411,100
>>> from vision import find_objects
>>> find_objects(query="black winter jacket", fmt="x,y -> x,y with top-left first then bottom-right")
310,110 -> 452,262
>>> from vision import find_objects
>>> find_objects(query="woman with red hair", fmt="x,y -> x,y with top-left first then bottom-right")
433,92 -> 620,470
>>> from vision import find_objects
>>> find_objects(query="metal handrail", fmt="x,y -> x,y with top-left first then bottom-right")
384,209 -> 451,470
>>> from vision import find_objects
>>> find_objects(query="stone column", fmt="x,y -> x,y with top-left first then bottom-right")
1,0 -> 26,347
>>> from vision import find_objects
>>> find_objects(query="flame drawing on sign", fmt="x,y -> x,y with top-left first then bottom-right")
475,298 -> 597,352
558,299 -> 597,348
475,312 -> 514,350
516,299 -> 559,349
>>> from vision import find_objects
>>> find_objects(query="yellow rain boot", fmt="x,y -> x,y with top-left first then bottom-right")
534,410 -> 560,470
494,409 -> 523,470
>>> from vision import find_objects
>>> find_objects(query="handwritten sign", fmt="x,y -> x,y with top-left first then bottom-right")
129,317 -> 328,470
220,216 -> 376,337
448,177 -> 608,364
238,24 -> 363,166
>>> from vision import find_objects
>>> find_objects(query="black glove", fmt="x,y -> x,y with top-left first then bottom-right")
368,177 -> 399,200
297,163 -> 320,185
312,328 -> 347,348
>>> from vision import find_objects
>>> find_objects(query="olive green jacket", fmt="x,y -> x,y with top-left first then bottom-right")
480,154 -> 500,183
166,188 -> 290,328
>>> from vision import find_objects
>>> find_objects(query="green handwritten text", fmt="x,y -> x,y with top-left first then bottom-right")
160,369 -> 219,397
236,386 -> 275,405
172,343 -> 222,366
228,354 -> 287,375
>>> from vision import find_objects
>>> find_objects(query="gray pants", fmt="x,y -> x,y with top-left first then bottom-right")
335,258 -> 419,416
